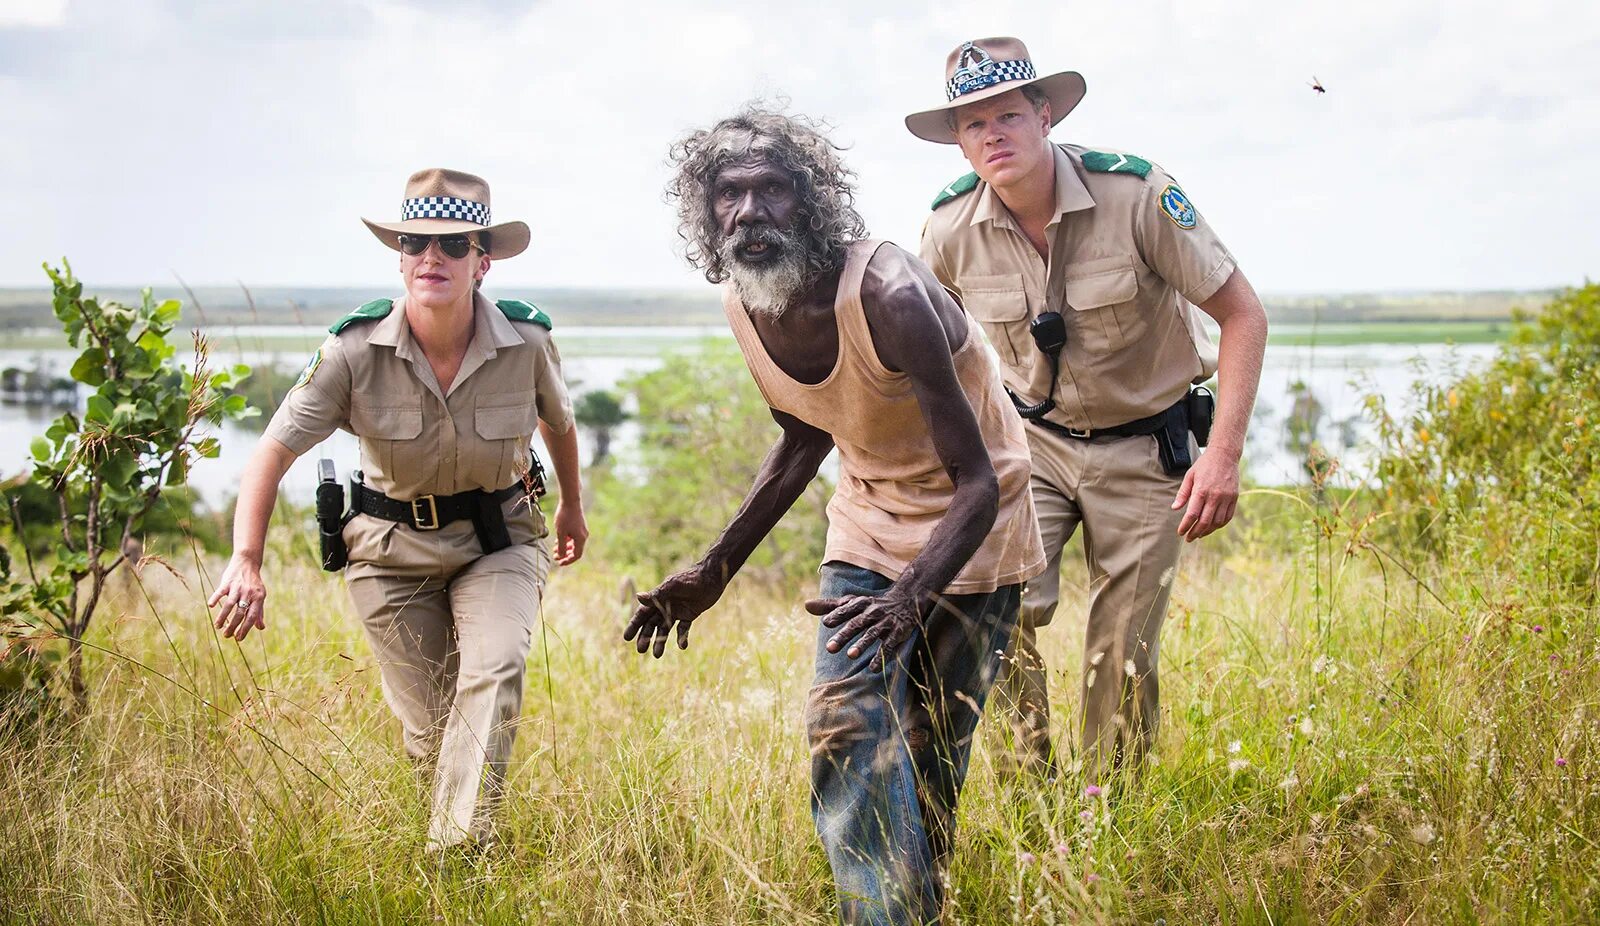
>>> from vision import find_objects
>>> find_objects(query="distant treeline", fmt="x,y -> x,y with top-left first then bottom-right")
0,284 -> 1558,329
0,286 -> 727,330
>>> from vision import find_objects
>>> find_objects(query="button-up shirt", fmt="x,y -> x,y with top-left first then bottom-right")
264,291 -> 573,500
920,143 -> 1235,430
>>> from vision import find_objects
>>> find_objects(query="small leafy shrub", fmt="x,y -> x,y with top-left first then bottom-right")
0,261 -> 254,707
584,341 -> 830,585
1371,282 -> 1599,600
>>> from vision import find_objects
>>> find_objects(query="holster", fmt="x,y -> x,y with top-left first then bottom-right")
1186,386 -> 1215,448
315,459 -> 350,572
471,495 -> 514,555
1153,401 -> 1195,478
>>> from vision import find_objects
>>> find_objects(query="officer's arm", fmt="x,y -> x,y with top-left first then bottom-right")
213,335 -> 351,640
538,419 -> 587,565
861,245 -> 999,606
1170,269 -> 1266,541
1195,269 -> 1268,465
625,410 -> 833,657
918,217 -> 961,299
210,436 -> 298,640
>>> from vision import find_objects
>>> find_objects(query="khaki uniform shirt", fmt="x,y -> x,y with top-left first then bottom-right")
264,291 -> 574,563
920,143 -> 1235,431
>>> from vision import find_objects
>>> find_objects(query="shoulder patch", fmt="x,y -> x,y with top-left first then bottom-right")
495,298 -> 553,330
1081,151 -> 1152,178
1158,184 -> 1198,229
931,172 -> 979,210
290,348 -> 322,393
328,298 -> 393,335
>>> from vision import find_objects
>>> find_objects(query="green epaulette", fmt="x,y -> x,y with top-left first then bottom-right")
1081,151 -> 1152,178
495,299 -> 552,330
328,298 -> 393,334
931,172 -> 980,210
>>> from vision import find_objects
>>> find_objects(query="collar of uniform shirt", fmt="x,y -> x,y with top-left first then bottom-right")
970,143 -> 1096,231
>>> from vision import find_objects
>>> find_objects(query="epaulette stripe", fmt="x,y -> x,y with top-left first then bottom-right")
1081,151 -> 1153,178
931,171 -> 980,210
496,298 -> 553,331
328,298 -> 393,334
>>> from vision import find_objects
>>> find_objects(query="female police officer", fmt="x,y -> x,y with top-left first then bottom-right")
207,168 -> 587,850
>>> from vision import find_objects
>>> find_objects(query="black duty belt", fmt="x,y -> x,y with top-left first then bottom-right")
1028,408 -> 1168,442
1027,391 -> 1210,478
351,481 -> 525,532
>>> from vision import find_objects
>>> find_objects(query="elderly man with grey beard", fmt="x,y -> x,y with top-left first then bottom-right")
623,105 -> 1044,926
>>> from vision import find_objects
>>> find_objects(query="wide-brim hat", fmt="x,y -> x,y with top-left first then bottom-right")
905,37 -> 1086,144
362,167 -> 530,260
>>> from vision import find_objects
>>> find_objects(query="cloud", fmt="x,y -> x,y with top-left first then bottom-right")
0,0 -> 1596,291
174,0 -> 376,41
0,0 -> 65,27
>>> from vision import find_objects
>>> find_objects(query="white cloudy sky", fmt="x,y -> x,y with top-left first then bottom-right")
0,0 -> 1595,293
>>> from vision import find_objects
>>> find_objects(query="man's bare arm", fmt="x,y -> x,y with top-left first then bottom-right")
624,411 -> 834,657
1172,267 -> 1268,540
806,245 -> 1001,668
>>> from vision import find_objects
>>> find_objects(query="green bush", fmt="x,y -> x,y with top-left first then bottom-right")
583,341 -> 830,585
1371,282 -> 1600,603
0,261 -> 254,707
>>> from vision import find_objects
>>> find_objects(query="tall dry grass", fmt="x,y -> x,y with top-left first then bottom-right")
2,491 -> 1596,924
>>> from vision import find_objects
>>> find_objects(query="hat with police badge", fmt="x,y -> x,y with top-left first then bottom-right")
905,37 -> 1086,144
362,168 -> 530,260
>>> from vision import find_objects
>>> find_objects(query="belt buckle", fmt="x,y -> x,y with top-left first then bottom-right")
411,495 -> 440,530
1067,427 -> 1093,439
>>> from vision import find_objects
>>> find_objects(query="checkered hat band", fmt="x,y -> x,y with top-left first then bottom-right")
946,58 -> 1037,101
401,196 -> 491,225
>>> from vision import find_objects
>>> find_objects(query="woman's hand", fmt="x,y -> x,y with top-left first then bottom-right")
208,554 -> 268,641
552,499 -> 588,566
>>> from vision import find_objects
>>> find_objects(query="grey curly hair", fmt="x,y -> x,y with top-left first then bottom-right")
666,104 -> 868,286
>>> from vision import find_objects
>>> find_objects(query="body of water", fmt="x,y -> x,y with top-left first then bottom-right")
1,326 -> 1497,506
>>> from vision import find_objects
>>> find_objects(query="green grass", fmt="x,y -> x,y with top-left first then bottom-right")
1,491 -> 1596,924
1266,321 -> 1512,346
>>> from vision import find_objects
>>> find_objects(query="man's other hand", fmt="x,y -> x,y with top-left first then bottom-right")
1172,448 -> 1241,542
806,592 -> 922,672
624,565 -> 724,658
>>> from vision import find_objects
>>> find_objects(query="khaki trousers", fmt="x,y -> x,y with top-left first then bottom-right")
346,534 -> 551,849
993,426 -> 1185,782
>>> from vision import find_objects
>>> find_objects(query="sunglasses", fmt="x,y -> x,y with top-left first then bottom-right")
396,234 -> 485,260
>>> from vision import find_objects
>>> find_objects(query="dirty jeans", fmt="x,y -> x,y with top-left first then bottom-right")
807,562 -> 1020,926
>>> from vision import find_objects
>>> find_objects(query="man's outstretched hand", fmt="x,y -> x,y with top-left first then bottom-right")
624,565 -> 724,658
805,591 -> 923,672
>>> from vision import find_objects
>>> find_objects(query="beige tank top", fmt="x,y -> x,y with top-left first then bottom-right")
723,240 -> 1044,594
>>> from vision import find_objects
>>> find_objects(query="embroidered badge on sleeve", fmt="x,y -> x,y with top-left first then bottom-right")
290,348 -> 323,393
1158,184 -> 1198,229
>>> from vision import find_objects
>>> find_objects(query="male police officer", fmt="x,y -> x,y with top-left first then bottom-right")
910,37 -> 1268,781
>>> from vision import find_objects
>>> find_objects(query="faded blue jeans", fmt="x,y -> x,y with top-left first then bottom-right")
806,561 -> 1020,926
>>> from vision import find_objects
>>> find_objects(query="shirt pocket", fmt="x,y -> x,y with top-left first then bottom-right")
959,273 -> 1030,368
349,391 -> 422,484
1063,260 -> 1140,354
472,390 -> 538,489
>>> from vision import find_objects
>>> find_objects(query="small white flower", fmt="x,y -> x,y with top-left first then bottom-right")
1409,823 -> 1437,845
1228,758 -> 1249,774
1300,716 -> 1315,736
1312,654 -> 1331,675
1089,651 -> 1106,666
1085,669 -> 1097,690
1279,774 -> 1299,792
1124,659 -> 1138,677
1227,740 -> 1242,754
